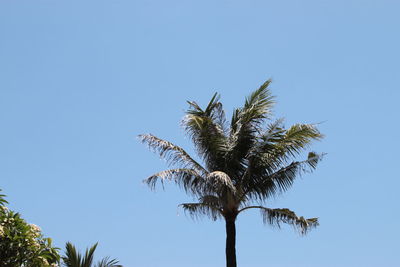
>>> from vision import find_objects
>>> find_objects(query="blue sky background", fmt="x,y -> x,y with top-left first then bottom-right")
1,0 -> 399,266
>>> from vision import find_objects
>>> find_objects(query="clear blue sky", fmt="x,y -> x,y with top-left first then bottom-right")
1,0 -> 399,266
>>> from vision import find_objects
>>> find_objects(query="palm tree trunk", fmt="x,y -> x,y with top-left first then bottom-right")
225,216 -> 237,267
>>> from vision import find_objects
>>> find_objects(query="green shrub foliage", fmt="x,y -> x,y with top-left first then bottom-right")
0,190 -> 60,266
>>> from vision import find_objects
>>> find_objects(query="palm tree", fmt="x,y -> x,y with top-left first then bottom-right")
62,242 -> 122,267
140,79 -> 324,267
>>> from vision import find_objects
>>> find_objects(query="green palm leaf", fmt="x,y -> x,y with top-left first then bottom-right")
62,242 -> 122,267
183,93 -> 228,171
139,134 -> 207,175
242,152 -> 324,201
227,80 -> 275,176
95,257 -> 122,267
0,189 -> 8,206
63,242 -> 83,267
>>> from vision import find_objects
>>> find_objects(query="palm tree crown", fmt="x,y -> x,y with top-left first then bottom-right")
140,80 -> 324,267
62,242 -> 121,267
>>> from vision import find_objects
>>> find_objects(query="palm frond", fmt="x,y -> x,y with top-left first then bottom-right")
144,168 -> 208,196
180,202 -> 223,221
63,242 -> 82,267
231,79 -> 274,133
183,94 -> 228,171
238,206 -> 318,235
95,257 -> 122,267
261,118 -> 286,142
82,243 -> 97,267
243,153 -> 324,200
226,80 -> 275,179
0,189 -> 8,206
199,195 -> 221,206
247,121 -> 322,172
244,79 -> 275,117
270,123 -> 323,160
63,242 -> 121,267
187,93 -> 226,131
242,119 -> 286,177
260,207 -> 318,235
139,134 -> 207,175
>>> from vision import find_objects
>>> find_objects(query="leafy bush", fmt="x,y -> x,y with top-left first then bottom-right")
0,190 -> 60,266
